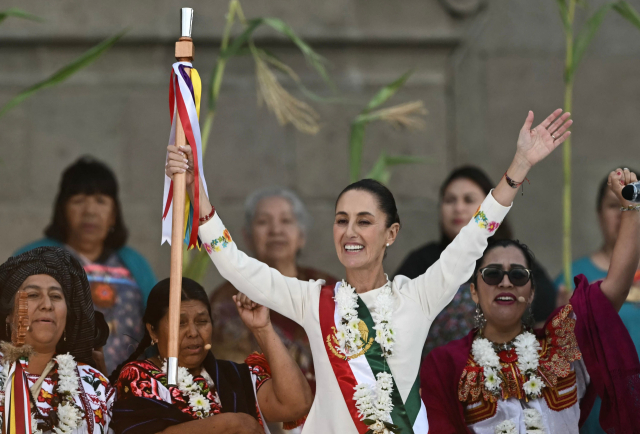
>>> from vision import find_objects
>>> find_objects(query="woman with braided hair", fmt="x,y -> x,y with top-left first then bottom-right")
0,246 -> 114,434
110,277 -> 312,434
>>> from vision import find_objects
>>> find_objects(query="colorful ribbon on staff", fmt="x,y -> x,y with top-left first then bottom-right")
161,61 -> 209,249
3,360 -> 34,434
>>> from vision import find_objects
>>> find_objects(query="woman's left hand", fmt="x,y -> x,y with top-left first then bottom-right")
515,109 -> 572,168
234,293 -> 271,331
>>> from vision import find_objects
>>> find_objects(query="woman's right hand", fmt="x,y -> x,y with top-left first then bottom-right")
165,145 -> 195,197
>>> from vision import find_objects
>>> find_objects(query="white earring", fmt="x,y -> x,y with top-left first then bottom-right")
386,243 -> 390,247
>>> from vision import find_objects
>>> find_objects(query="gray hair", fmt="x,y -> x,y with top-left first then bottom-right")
244,186 -> 311,237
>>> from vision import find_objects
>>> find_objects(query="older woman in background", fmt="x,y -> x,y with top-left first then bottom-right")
395,166 -> 557,356
16,157 -> 156,373
210,187 -> 337,392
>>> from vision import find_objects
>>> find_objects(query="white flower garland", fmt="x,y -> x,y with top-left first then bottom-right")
472,331 -> 543,400
335,279 -> 396,432
0,354 -> 85,434
493,409 -> 546,434
334,279 -> 395,358
353,372 -> 394,434
162,360 -> 212,419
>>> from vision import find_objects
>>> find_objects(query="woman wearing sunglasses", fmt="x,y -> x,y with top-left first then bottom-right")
420,169 -> 640,434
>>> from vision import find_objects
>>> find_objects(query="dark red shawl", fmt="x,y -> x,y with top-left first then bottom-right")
420,275 -> 640,434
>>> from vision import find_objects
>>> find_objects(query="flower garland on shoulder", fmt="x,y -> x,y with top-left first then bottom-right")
162,360 -> 212,418
334,279 -> 398,434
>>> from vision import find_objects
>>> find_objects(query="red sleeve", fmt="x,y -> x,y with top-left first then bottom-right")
116,361 -> 165,402
245,352 -> 271,391
421,351 -> 472,434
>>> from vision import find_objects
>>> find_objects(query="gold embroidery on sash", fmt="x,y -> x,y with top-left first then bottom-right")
325,322 -> 375,361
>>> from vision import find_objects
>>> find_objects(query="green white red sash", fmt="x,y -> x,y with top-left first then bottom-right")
319,282 -> 429,433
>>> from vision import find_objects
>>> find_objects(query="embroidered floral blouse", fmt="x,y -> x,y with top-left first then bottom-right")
457,305 -> 590,434
115,354 -> 271,424
0,354 -> 115,434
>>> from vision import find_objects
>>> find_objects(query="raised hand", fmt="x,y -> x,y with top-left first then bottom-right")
515,109 -> 572,168
165,144 -> 195,194
608,168 -> 638,208
233,293 -> 271,331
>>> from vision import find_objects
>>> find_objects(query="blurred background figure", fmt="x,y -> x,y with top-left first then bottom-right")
15,157 -> 156,373
554,169 -> 640,434
395,166 -> 557,356
210,187 -> 337,392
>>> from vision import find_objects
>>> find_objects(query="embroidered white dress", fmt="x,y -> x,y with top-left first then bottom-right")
200,192 -> 510,434
0,354 -> 115,434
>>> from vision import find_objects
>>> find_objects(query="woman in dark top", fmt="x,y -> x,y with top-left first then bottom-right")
395,166 -> 557,355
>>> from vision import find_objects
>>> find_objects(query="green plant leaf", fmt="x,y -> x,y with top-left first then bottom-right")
0,7 -> 43,24
349,122 -> 366,183
219,19 -> 262,60
554,0 -> 571,33
0,31 -> 126,117
364,70 -> 413,113
261,17 -> 335,90
183,249 -> 211,283
567,3 -> 614,82
613,1 -> 640,29
365,151 -> 430,185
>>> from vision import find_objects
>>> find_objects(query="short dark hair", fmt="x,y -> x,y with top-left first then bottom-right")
44,157 -> 128,250
596,167 -> 640,212
471,239 -> 536,290
109,277 -> 211,382
336,179 -> 401,229
439,166 -> 513,242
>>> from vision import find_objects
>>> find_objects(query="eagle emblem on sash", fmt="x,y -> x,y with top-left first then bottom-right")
326,320 -> 375,361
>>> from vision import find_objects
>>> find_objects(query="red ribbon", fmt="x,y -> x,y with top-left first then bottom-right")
319,285 -> 368,434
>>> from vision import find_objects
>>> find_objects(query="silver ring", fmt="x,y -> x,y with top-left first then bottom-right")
551,134 -> 557,140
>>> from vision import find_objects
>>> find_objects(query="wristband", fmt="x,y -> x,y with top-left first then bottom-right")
199,206 -> 216,223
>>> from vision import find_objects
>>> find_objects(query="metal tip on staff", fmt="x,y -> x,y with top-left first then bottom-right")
181,7 -> 194,38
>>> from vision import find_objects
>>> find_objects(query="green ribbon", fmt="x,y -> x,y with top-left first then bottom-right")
356,296 -> 421,433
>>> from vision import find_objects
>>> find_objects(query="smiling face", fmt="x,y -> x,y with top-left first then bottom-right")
7,274 -> 67,354
149,300 -> 213,371
440,178 -> 486,241
65,193 -> 116,248
333,190 -> 399,271
248,196 -> 305,266
470,246 -> 534,332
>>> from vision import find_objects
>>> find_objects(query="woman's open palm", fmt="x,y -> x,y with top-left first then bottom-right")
516,109 -> 572,168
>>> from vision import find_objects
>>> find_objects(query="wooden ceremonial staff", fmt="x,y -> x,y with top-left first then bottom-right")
167,7 -> 194,386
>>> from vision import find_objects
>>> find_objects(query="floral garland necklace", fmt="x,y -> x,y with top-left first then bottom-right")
161,360 -> 212,419
495,408 -> 546,434
0,354 -> 85,434
334,278 -> 398,434
472,330 -> 546,434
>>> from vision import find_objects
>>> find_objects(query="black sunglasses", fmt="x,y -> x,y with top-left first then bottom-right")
478,267 -> 532,286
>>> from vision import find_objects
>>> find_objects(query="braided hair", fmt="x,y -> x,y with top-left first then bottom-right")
109,277 -> 212,383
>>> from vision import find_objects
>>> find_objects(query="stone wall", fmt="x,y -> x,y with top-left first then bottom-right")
1,0 -> 639,291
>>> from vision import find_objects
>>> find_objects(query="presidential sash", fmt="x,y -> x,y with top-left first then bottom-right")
319,282 -> 429,433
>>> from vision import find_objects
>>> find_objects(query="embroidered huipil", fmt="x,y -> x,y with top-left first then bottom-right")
199,192 -> 510,434
115,355 -> 271,424
458,306 -> 590,434
0,355 -> 115,434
